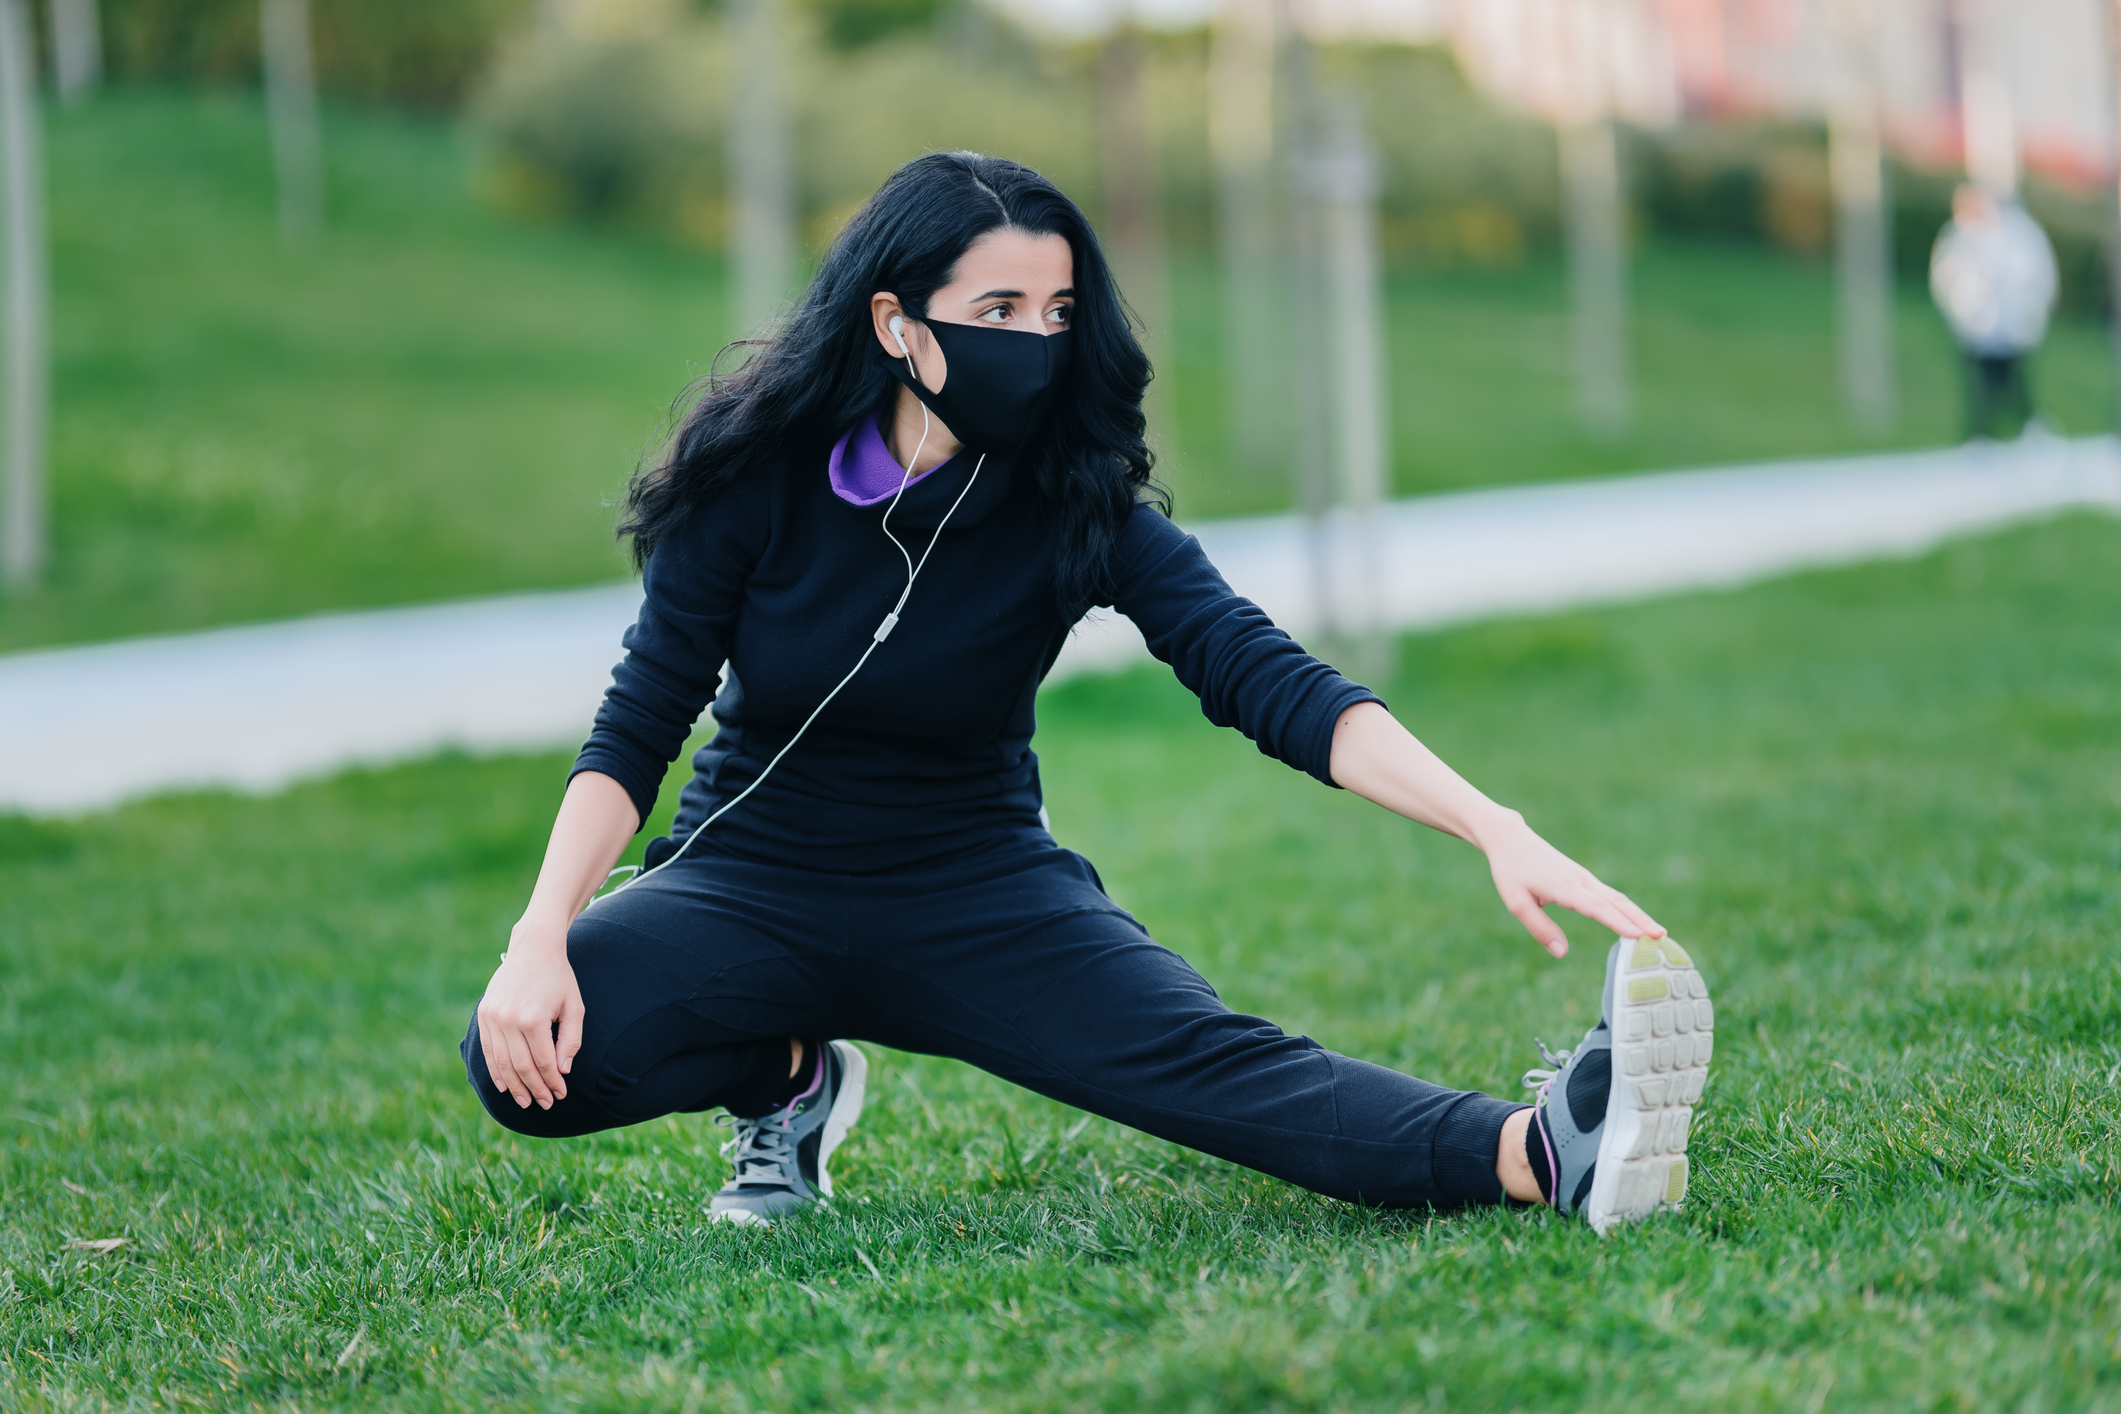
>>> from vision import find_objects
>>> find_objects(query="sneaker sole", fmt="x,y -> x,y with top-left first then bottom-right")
816,1040 -> 868,1200
711,1207 -> 771,1227
1584,936 -> 1710,1235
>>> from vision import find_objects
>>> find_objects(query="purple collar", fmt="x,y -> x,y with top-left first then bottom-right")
827,415 -> 957,507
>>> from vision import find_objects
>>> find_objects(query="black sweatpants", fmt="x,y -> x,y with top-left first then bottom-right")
462,833 -> 1517,1209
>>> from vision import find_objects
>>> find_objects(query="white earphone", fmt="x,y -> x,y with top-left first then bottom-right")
578,303 -> 983,912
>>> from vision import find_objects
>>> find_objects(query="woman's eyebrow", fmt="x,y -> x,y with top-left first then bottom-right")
967,287 -> 1074,302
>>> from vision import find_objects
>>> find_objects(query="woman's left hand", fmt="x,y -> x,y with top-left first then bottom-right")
1476,812 -> 1664,958
1326,702 -> 1665,957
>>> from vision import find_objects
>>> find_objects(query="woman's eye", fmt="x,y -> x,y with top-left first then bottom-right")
980,305 -> 1010,323
1047,305 -> 1071,326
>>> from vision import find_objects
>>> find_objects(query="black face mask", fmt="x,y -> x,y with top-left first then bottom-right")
882,317 -> 1074,454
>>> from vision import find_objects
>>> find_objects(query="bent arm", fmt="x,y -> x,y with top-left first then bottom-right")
1328,701 -> 1664,957
476,771 -> 639,1112
573,476 -> 768,828
511,770 -> 641,952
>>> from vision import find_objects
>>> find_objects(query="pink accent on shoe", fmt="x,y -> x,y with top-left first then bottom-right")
1536,1107 -> 1562,1209
781,1043 -> 826,1114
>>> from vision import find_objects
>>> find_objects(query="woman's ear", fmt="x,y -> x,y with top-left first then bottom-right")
870,292 -> 910,360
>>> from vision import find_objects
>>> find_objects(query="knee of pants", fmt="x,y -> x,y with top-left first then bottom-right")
458,910 -> 714,1134
460,1011 -> 618,1140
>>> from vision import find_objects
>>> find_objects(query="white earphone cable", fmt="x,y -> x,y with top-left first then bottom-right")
586,352 -> 980,910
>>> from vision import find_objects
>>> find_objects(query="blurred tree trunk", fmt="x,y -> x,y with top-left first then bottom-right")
1283,35 -> 1332,637
1560,115 -> 1629,436
2107,0 -> 2121,429
47,0 -> 98,103
261,0 -> 321,239
1311,96 -> 1389,681
1100,27 -> 1176,494
0,0 -> 45,588
1829,36 -> 1895,436
727,0 -> 793,338
1832,0 -> 1900,436
1210,0 -> 1282,487
1955,0 -> 2017,199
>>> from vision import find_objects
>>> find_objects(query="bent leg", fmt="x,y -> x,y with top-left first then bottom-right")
462,871 -> 833,1139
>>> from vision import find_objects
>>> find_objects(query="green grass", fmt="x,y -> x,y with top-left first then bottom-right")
4,91 -> 720,653
5,90 -> 2116,649
4,513 -> 2118,1410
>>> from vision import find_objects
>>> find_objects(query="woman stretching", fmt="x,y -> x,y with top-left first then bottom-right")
464,153 -> 1712,1233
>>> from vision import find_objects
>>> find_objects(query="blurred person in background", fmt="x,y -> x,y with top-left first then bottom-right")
1929,183 -> 2059,441
463,152 -> 1708,1236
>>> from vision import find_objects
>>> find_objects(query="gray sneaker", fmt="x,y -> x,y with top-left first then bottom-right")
708,1040 -> 868,1227
1524,936 -> 1711,1234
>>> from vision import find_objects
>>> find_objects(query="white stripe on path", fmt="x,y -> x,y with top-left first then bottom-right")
4,436 -> 2116,815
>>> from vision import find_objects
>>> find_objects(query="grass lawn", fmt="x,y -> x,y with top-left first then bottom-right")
4,92 -> 719,654
3,512 -> 2117,1410
4,90 -> 2115,651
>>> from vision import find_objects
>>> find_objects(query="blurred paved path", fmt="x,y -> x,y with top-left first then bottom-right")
5,435 -> 2117,814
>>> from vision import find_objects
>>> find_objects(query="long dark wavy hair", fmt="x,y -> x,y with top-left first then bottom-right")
618,151 -> 1166,617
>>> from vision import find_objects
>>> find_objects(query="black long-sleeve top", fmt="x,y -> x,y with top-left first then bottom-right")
572,438 -> 1383,875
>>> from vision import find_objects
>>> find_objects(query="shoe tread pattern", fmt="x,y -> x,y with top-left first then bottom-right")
1599,937 -> 1709,1229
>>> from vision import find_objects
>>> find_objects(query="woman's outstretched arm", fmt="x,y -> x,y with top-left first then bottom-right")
476,770 -> 640,1110
1327,701 -> 1664,957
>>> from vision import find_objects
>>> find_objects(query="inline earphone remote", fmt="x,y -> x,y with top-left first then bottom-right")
586,330 -> 978,908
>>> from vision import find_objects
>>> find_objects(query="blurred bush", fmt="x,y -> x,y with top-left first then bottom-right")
467,18 -> 728,228
1640,121 -> 1831,255
1640,118 -> 2111,317
468,4 -> 1099,247
1316,44 -> 1560,266
95,0 -> 535,108
468,8 -> 1557,268
806,0 -> 949,49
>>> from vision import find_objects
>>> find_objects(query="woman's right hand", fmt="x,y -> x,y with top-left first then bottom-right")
479,770 -> 639,1110
477,920 -> 586,1110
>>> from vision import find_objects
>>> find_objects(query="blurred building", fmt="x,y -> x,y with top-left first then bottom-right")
1445,0 -> 2112,194
1016,0 -> 2115,193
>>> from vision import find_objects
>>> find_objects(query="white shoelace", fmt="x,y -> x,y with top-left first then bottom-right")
716,1109 -> 801,1191
1520,1038 -> 1574,1102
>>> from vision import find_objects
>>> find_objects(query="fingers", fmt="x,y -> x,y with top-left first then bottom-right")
557,990 -> 585,1077
1505,891 -> 1569,958
1524,843 -> 1665,941
1494,824 -> 1670,950
525,1018 -> 568,1105
477,1002 -> 535,1109
503,1027 -> 555,1109
1562,888 -> 1658,943
1550,872 -> 1664,942
477,1016 -> 519,1104
478,956 -> 583,1109
1603,885 -> 1665,940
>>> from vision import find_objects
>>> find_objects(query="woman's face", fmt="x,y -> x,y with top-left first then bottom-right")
871,228 -> 1074,392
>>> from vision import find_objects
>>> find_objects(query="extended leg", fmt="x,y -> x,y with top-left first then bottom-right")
983,919 -> 1519,1208
834,847 -> 1522,1210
